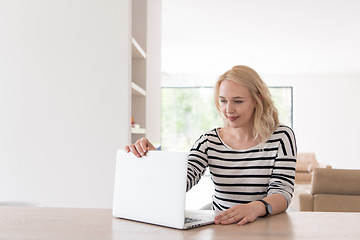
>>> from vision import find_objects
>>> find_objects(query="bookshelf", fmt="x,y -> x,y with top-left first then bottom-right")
131,0 -> 147,143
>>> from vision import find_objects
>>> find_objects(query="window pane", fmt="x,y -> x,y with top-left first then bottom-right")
161,87 -> 292,151
161,88 -> 222,151
269,87 -> 293,128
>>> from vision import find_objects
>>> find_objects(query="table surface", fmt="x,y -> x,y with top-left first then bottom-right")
1,206 -> 360,240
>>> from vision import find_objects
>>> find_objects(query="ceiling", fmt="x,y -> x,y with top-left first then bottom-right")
161,0 -> 360,75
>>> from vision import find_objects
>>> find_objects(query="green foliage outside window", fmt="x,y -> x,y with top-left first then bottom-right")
161,87 -> 292,151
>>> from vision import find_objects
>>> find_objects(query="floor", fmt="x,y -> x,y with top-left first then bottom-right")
290,183 -> 311,211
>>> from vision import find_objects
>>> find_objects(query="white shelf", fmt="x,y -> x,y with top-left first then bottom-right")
130,0 -> 150,144
132,37 -> 146,59
131,127 -> 146,134
131,82 -> 146,96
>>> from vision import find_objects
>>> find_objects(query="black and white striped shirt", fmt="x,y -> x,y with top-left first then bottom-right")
186,125 -> 297,211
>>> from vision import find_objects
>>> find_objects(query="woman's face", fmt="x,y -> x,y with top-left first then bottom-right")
218,80 -> 257,129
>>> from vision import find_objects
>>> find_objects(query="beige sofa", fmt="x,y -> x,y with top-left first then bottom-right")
295,153 -> 331,184
298,168 -> 360,212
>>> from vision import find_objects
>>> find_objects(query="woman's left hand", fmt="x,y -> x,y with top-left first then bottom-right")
214,201 -> 265,226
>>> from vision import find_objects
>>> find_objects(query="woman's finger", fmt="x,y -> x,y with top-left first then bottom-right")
139,138 -> 150,154
134,140 -> 146,156
128,144 -> 141,158
124,145 -> 130,153
237,216 -> 255,226
220,215 -> 240,225
215,209 -> 236,224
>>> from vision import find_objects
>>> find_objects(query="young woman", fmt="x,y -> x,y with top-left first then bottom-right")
125,65 -> 297,226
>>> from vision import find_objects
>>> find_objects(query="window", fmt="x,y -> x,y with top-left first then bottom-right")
161,87 -> 293,151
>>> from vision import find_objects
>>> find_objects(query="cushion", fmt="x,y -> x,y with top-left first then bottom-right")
311,168 -> 360,195
314,194 -> 360,212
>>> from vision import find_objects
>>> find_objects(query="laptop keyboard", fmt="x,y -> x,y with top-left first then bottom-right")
184,217 -> 201,224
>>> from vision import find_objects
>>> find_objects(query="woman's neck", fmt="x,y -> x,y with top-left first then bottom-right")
219,126 -> 260,150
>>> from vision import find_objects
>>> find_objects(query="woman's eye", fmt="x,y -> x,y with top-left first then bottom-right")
220,99 -> 227,103
234,100 -> 243,104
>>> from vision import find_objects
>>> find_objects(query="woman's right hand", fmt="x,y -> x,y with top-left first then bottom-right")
124,137 -> 156,157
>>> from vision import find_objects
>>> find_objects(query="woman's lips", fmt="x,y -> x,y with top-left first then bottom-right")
228,116 -> 239,121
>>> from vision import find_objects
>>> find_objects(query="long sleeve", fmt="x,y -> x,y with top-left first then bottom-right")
186,134 -> 209,192
267,126 -> 297,206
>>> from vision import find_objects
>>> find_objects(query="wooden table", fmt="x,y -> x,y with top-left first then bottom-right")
1,206 -> 360,240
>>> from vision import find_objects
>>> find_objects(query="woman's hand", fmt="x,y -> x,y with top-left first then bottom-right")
215,194 -> 287,226
125,137 -> 156,157
214,201 -> 265,226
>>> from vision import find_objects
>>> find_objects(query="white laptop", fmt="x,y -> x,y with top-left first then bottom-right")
112,149 -> 215,229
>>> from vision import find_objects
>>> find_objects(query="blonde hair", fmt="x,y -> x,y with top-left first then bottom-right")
214,65 -> 279,143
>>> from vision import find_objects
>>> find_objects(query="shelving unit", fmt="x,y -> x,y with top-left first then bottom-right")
131,82 -> 146,96
124,0 -> 160,145
131,0 -> 147,143
131,38 -> 146,59
131,127 -> 146,134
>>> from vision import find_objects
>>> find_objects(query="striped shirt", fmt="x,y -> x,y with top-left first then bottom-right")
186,125 -> 297,211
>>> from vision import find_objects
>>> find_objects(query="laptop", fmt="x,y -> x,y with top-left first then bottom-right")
112,149 -> 215,229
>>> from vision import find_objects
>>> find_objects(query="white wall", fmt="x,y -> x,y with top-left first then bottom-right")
0,0 -> 131,208
264,73 -> 360,170
146,1 -> 162,145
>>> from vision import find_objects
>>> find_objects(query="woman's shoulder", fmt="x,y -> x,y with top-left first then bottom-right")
268,125 -> 296,142
270,125 -> 297,156
273,125 -> 296,136
204,128 -> 219,136
191,128 -> 222,151
193,128 -> 220,143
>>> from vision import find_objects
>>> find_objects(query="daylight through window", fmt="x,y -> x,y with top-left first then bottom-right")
161,87 -> 293,151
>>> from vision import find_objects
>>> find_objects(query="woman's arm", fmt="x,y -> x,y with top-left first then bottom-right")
214,193 -> 287,226
186,134 -> 209,192
267,126 -> 297,207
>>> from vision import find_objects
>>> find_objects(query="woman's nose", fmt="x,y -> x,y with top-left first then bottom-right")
226,102 -> 234,113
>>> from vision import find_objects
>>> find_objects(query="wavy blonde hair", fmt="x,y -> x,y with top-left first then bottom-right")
214,65 -> 279,143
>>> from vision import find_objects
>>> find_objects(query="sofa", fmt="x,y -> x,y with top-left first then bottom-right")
298,168 -> 360,212
295,153 -> 331,184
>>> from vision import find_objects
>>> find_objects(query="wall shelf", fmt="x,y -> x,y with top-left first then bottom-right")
131,127 -> 146,134
131,0 -> 147,144
131,82 -> 146,96
132,37 -> 146,59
